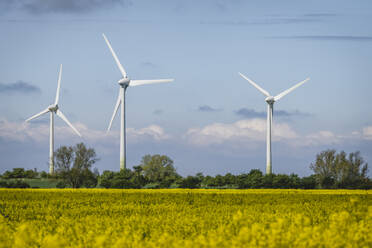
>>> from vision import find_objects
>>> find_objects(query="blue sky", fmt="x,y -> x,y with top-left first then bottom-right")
0,0 -> 372,176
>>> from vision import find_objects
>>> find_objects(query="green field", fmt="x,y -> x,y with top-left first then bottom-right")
0,189 -> 371,247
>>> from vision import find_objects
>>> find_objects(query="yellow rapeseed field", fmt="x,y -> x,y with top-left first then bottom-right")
0,189 -> 371,247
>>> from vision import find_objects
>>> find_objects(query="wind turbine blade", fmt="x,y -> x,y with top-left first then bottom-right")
25,108 -> 50,122
102,33 -> 127,78
129,79 -> 174,87
107,88 -> 122,132
54,64 -> 62,105
56,109 -> 82,137
238,72 -> 270,97
274,78 -> 310,101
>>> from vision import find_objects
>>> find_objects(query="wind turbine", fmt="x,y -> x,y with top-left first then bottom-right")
238,72 -> 310,174
25,64 -> 82,174
102,33 -> 174,170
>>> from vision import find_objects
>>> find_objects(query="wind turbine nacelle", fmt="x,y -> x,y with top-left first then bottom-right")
265,96 -> 275,104
118,78 -> 130,86
48,104 -> 58,112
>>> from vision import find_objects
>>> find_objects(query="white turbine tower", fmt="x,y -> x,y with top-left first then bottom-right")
102,33 -> 174,170
25,64 -> 82,174
238,72 -> 310,174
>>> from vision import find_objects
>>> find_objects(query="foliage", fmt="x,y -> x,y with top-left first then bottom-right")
98,169 -> 146,189
137,154 -> 180,187
40,171 -> 48,178
0,178 -> 63,189
0,189 -> 371,247
54,143 -> 99,188
0,180 -> 30,188
310,150 -> 369,189
179,175 -> 201,188
99,170 -> 115,188
2,151 -> 370,190
56,181 -> 67,189
301,175 -> 317,189
1,168 -> 38,179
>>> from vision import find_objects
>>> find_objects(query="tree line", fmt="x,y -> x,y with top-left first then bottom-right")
1,143 -> 371,189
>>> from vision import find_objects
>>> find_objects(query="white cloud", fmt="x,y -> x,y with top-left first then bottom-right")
0,119 -> 48,142
1,118 -> 370,155
0,119 -> 169,144
184,119 -> 368,149
185,119 -> 297,146
127,125 -> 170,142
362,126 -> 372,140
299,130 -> 341,146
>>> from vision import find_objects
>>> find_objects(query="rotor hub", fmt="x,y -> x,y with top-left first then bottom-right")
265,96 -> 275,104
118,77 -> 130,87
48,104 -> 58,112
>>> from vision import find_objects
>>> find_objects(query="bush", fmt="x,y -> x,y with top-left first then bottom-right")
143,183 -> 160,189
56,181 -> 67,189
179,176 -> 201,189
40,171 -> 48,178
301,175 -> 317,189
0,181 -> 8,188
7,180 -> 30,188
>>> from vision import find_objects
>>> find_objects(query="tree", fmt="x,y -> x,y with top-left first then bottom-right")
40,171 -> 48,178
2,168 -> 26,179
262,174 -> 275,188
55,143 -> 99,188
288,173 -> 301,188
25,169 -> 38,179
214,174 -> 225,187
179,176 -> 201,188
131,166 -> 147,188
1,168 -> 38,179
273,174 -> 291,188
111,169 -> 136,189
336,151 -> 369,188
99,170 -> 115,188
310,149 -> 337,188
138,154 -> 180,187
202,175 -> 216,188
300,175 -> 317,189
310,150 -> 369,189
247,169 -> 264,188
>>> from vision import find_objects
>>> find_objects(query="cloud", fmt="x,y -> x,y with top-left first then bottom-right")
272,35 -> 372,41
4,0 -> 131,14
300,131 -> 342,147
199,18 -> 317,26
235,108 -> 265,118
127,125 -> 170,142
235,108 -> 309,119
199,11 -> 337,26
185,119 -> 297,147
198,105 -> 221,112
275,110 -> 311,118
0,119 -> 169,144
184,119 -> 369,150
199,13 -> 332,26
0,81 -> 41,94
0,119 -> 99,143
362,126 -> 372,140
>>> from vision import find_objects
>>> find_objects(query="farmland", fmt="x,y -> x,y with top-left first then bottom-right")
0,189 -> 371,247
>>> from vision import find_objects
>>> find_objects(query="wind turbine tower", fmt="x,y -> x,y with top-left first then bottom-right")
25,64 -> 82,174
102,34 -> 174,170
239,73 -> 310,174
